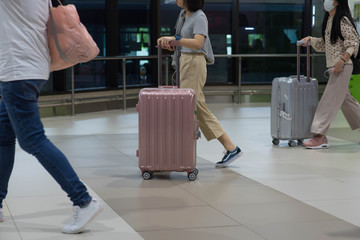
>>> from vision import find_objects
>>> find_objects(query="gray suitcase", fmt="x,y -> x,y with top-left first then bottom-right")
271,41 -> 318,147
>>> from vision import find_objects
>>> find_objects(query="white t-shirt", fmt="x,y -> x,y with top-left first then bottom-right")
0,0 -> 50,82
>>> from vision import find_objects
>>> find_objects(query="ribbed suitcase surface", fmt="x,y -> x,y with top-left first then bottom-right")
137,88 -> 199,180
270,41 -> 318,147
271,76 -> 318,146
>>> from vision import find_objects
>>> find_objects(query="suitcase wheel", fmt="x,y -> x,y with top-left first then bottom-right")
288,140 -> 296,147
297,139 -> 304,145
188,170 -> 198,181
142,171 -> 152,180
272,138 -> 280,146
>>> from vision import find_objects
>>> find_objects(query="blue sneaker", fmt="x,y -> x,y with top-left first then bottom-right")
215,146 -> 243,168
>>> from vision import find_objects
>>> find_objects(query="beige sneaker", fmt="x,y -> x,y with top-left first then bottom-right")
303,135 -> 329,149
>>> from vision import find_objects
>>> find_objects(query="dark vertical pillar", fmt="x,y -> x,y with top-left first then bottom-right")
304,0 -> 312,38
232,0 -> 239,55
151,0 -> 160,85
52,0 -> 68,93
106,0 -> 119,89
232,0 -> 240,85
52,71 -> 67,92
150,0 -> 160,54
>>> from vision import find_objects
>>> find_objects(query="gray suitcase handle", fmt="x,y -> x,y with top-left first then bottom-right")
157,44 -> 180,87
296,40 -> 311,83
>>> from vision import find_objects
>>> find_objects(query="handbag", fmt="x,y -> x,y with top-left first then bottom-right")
47,0 -> 99,72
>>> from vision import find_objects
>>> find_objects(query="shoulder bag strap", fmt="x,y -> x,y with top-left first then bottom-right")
48,0 -> 71,62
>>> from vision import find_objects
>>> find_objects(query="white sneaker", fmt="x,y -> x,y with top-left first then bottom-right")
0,208 -> 4,222
62,199 -> 103,234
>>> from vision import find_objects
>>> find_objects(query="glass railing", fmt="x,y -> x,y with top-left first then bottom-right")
60,53 -> 325,115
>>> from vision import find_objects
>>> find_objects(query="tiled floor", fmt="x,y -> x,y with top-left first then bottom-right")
1,102 -> 360,240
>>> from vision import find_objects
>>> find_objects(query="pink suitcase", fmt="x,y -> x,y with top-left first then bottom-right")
136,47 -> 200,181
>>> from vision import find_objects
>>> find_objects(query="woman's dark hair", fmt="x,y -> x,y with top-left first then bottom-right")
183,0 -> 204,12
322,0 -> 357,44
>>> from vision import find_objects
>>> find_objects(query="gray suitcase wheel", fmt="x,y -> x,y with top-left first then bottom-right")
297,139 -> 304,144
288,140 -> 296,147
142,171 -> 152,180
193,168 -> 199,176
188,172 -> 197,181
272,138 -> 280,145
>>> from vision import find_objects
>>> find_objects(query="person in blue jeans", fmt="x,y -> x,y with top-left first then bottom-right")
0,1 -> 102,234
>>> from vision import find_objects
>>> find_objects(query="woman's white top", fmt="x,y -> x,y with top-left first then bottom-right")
0,0 -> 50,82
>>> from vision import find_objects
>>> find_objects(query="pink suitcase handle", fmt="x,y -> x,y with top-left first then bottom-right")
157,44 -> 180,87
159,86 -> 178,89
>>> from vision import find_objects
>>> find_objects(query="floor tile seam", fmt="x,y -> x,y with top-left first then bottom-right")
6,193 -> 65,200
173,165 -> 305,206
235,216 -> 356,228
80,175 -> 135,181
92,134 -> 140,158
135,224 -> 244,233
209,198 -> 320,210
71,163 -> 133,168
304,198 -> 360,203
163,183 -> 252,226
3,200 -> 25,240
206,204 -> 254,227
57,146 -> 118,150
241,225 -> 270,240
174,181 -> 230,207
244,219 -> 357,228
228,176 -> 360,226
217,116 -> 270,120
202,199 -> 342,228
255,175 -> 360,185
288,195 -> 360,202
5,186 -> 142,236
200,170 -> 360,213
116,204 -> 219,212
172,177 -> 266,187
245,183 -> 360,202
223,169 -> 360,200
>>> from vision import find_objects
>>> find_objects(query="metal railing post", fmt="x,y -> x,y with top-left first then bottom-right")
71,66 -> 75,116
86,54 -> 323,109
238,57 -> 242,104
165,57 -> 169,86
122,58 -> 127,111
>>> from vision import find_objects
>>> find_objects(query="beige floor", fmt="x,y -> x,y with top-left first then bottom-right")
1,102 -> 360,240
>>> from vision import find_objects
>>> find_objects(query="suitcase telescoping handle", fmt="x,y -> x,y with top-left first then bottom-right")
296,40 -> 311,83
157,44 -> 180,87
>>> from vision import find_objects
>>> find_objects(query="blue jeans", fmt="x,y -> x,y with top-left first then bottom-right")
0,80 -> 91,208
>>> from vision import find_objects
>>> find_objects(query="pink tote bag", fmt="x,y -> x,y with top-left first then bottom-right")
47,0 -> 99,72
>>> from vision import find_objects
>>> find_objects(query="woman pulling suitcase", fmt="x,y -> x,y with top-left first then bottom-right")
300,0 -> 360,149
157,0 -> 242,167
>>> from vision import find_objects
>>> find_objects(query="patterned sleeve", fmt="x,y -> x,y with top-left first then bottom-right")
310,37 -> 325,52
341,17 -> 359,57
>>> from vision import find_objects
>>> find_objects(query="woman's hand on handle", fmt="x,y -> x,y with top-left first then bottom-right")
157,36 -> 176,50
300,36 -> 311,47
